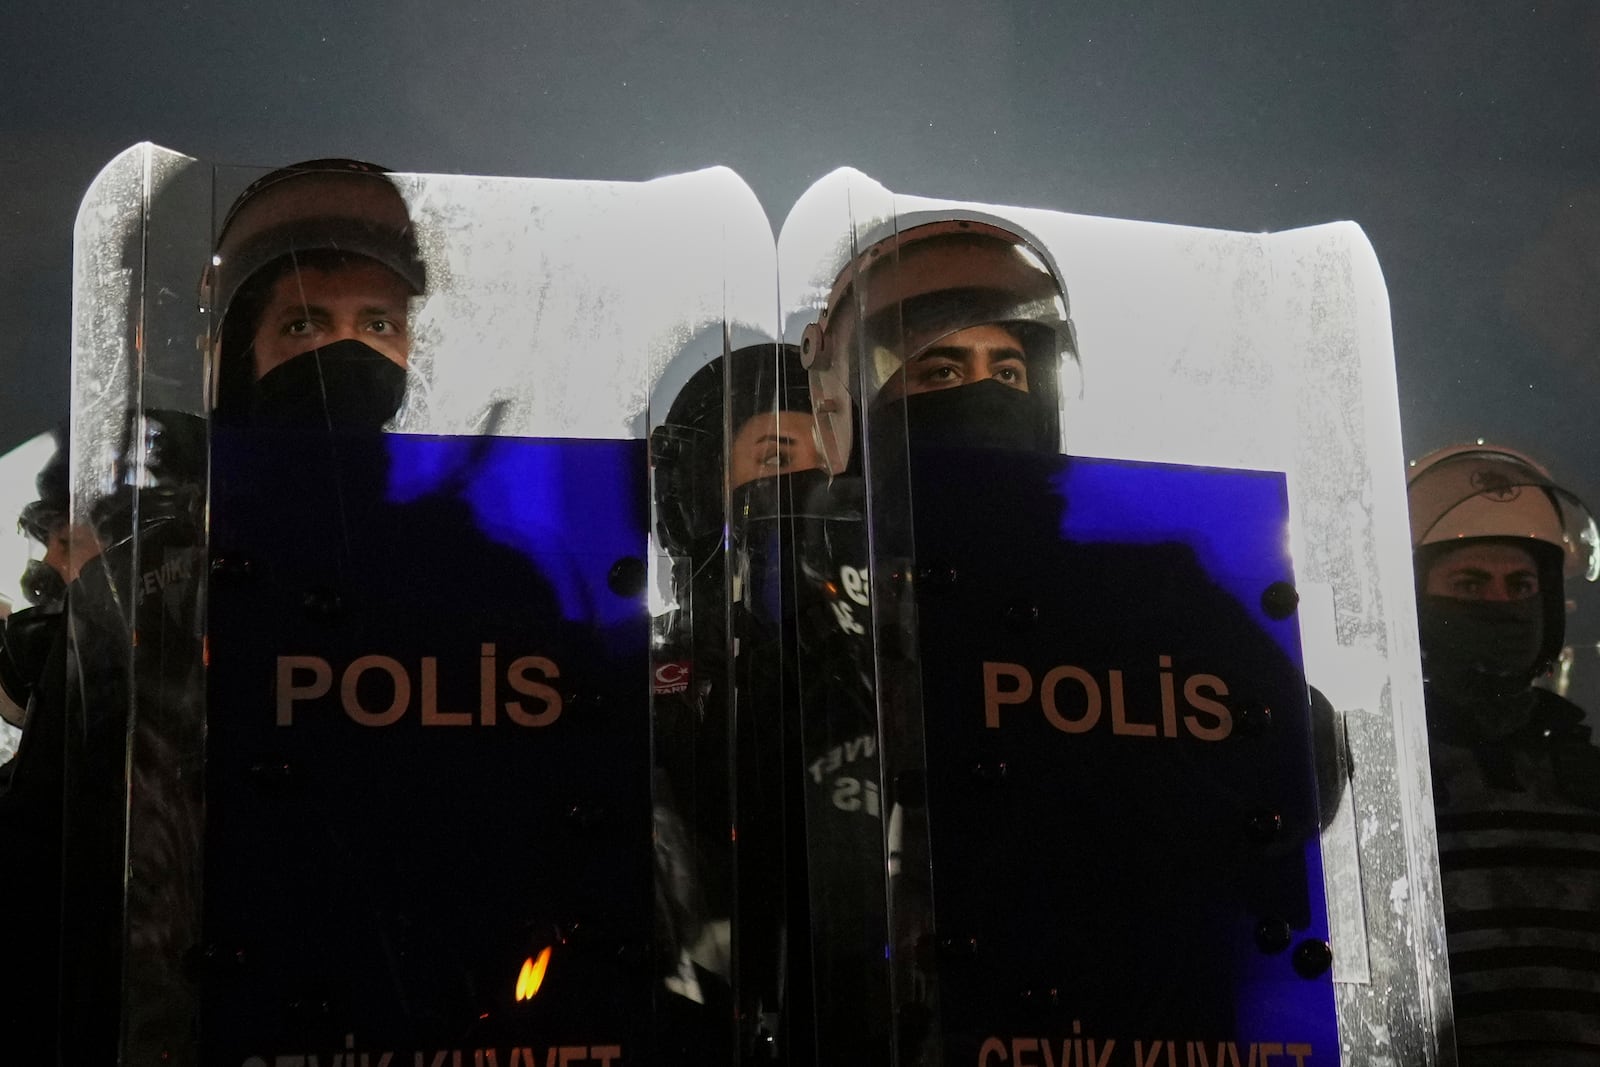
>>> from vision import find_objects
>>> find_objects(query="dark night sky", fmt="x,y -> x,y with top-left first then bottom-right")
3,1 -> 1598,498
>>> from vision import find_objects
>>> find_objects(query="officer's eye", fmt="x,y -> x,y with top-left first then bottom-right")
367,318 -> 402,335
1507,575 -> 1540,599
992,358 -> 1028,387
759,445 -> 790,470
1449,576 -> 1486,597
913,360 -> 962,385
283,318 -> 316,337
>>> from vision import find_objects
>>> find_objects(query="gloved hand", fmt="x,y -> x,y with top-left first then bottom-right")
0,607 -> 63,725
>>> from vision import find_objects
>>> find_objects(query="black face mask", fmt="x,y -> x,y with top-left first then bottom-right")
1418,594 -> 1545,708
730,467 -> 856,526
878,379 -> 1047,455
729,469 -> 867,630
21,559 -> 65,610
249,340 -> 406,430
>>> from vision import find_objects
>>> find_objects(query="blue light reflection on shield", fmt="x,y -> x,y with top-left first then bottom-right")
1057,456 -> 1336,1054
1056,457 -> 1302,662
385,435 -> 647,629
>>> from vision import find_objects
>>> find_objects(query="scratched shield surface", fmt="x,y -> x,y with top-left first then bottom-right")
197,161 -> 773,1064
777,170 -> 1443,1067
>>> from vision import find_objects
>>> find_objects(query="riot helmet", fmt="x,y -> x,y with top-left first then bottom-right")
651,343 -> 814,559
16,424 -> 70,608
202,159 -> 426,427
1407,443 -> 1598,689
799,214 -> 1077,472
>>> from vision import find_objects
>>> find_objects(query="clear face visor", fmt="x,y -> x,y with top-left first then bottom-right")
16,500 -> 58,554
803,226 -> 1078,474
203,166 -> 425,320
1408,449 -> 1600,582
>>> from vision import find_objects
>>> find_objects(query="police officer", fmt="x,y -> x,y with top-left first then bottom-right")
1407,443 -> 1600,1064
795,216 -> 1083,1059
16,426 -> 93,606
1,425 -> 76,730
653,343 -> 821,569
650,343 -> 824,1060
0,425 -> 78,1060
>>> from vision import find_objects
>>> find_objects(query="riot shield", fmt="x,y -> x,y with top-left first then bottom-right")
69,145 -> 778,1065
62,143 -> 212,1065
653,324 -> 851,1061
710,336 -> 871,1063
776,170 -> 1445,1065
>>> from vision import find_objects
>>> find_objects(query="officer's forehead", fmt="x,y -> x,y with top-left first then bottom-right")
1428,541 -> 1540,572
732,408 -> 811,441
260,257 -> 411,304
916,323 -> 1027,354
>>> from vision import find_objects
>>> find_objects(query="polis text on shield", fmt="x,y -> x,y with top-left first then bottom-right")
275,643 -> 562,727
982,655 -> 1232,741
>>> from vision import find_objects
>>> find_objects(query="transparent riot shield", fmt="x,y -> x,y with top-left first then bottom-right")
63,143 -> 212,1065
778,170 -> 1446,1065
715,333 -> 872,1063
644,229 -> 786,1058
648,331 -> 741,1059
70,145 -> 778,1065
714,178 -> 900,1064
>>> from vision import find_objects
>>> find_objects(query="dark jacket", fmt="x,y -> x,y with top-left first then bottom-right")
1430,683 -> 1600,1066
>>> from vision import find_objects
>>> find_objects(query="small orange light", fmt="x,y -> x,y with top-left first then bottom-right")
515,946 -> 552,1001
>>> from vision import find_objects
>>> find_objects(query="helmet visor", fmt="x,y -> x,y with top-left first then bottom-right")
1408,448 -> 1599,582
